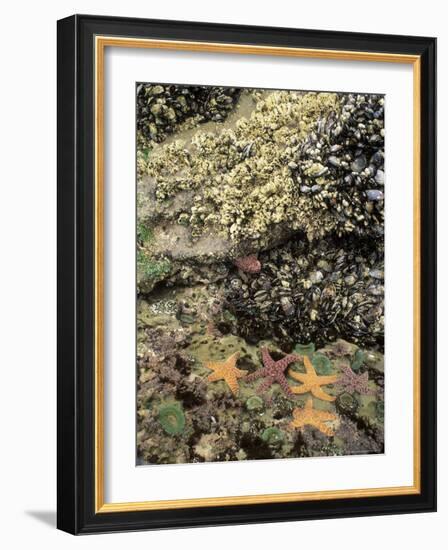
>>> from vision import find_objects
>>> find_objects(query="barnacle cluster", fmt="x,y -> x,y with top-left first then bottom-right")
142,91 -> 384,250
143,90 -> 341,247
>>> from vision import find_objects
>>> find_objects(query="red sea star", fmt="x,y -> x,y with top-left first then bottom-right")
246,347 -> 301,398
234,254 -> 261,274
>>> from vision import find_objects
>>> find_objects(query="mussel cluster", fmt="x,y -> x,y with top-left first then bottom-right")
224,234 -> 384,350
137,83 -> 241,144
291,93 -> 385,239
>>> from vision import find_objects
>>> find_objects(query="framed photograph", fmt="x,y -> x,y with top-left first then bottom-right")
57,14 -> 436,534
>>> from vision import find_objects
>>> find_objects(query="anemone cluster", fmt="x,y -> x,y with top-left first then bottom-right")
137,321 -> 384,465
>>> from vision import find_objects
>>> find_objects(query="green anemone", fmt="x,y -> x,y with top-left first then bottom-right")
246,395 -> 264,411
294,342 -> 315,356
136,222 -> 153,245
143,397 -> 152,409
351,349 -> 366,371
158,403 -> 186,435
261,427 -> 284,447
335,392 -> 359,416
179,314 -> 196,325
311,353 -> 333,375
376,400 -> 385,420
137,251 -> 172,282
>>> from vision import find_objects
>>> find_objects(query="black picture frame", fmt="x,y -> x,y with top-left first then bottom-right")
57,14 -> 436,534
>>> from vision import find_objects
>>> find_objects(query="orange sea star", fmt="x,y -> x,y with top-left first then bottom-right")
204,352 -> 247,395
289,355 -> 338,402
290,398 -> 337,436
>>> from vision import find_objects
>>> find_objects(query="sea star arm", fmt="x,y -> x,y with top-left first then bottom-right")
319,410 -> 337,421
207,372 -> 221,382
276,373 -> 296,396
316,421 -> 334,436
288,369 -> 306,383
235,367 -> 248,377
290,383 -> 310,395
278,354 -> 301,370
256,376 -> 275,394
245,368 -> 266,382
311,385 -> 336,402
304,398 -> 314,411
206,362 -> 220,371
226,374 -> 239,395
261,347 -> 272,365
303,355 -> 315,375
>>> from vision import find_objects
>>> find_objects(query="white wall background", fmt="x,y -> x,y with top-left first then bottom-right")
0,0 -> 444,547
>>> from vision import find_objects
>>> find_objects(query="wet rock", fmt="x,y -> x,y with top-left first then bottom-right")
351,154 -> 367,173
366,189 -> 384,201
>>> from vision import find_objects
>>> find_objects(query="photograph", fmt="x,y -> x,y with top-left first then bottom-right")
136,83 -> 386,465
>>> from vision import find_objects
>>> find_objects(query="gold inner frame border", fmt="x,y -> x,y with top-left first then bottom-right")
94,36 -> 421,513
